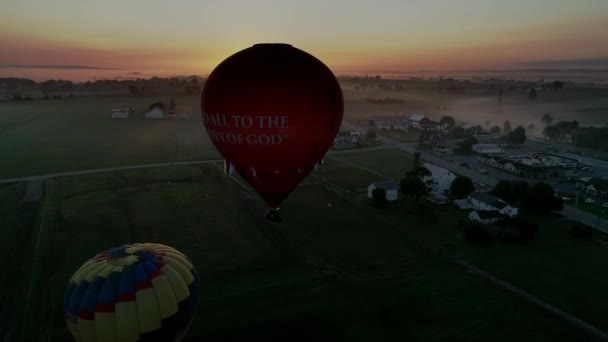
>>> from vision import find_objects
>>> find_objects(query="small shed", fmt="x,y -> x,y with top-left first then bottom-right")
368,180 -> 399,202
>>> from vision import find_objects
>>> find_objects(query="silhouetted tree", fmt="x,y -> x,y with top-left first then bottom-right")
541,113 -> 553,126
439,116 -> 456,128
372,188 -> 388,208
490,125 -> 501,134
498,87 -> 504,103
503,120 -> 512,134
522,182 -> 563,215
527,124 -> 536,131
457,136 -> 478,154
450,176 -> 475,199
552,81 -> 564,91
508,125 -> 527,144
528,88 -> 538,100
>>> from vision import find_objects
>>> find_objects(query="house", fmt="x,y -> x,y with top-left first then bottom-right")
422,162 -> 456,197
145,107 -> 165,119
368,181 -> 399,202
110,108 -> 129,119
469,210 -> 505,224
472,144 -> 503,155
576,178 -> 608,198
454,198 -> 474,209
368,115 -> 410,130
468,192 -> 518,217
409,114 -> 439,131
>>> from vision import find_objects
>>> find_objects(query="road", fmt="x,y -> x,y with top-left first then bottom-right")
344,120 -> 608,233
0,144 -> 393,185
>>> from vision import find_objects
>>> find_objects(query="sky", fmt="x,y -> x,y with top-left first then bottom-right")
1,0 -> 608,81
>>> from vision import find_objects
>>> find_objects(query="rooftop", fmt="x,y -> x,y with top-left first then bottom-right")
469,192 -> 508,209
475,210 -> 504,219
372,180 -> 398,191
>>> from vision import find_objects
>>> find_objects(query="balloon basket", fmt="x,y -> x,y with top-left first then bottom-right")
266,207 -> 283,223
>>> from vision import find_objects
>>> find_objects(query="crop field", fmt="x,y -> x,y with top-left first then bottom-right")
0,158 -> 593,341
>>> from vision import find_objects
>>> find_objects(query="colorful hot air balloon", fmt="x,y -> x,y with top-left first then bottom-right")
201,43 -> 344,221
64,243 -> 200,342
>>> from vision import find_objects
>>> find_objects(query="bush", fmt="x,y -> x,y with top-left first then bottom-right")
462,222 -> 494,245
569,224 -> 594,238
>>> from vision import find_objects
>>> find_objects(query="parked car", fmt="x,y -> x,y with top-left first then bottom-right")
603,203 -> 608,208
478,169 -> 488,174
562,197 -> 572,201
585,198 -> 596,204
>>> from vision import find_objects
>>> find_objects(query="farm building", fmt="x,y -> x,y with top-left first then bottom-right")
576,178 -> 608,198
409,114 -> 439,131
110,109 -> 130,119
468,192 -> 518,217
468,210 -> 505,224
110,107 -> 134,119
472,144 -> 503,155
367,181 -> 399,202
422,162 -> 456,199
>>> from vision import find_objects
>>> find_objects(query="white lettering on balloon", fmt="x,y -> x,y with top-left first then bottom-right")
203,112 -> 290,145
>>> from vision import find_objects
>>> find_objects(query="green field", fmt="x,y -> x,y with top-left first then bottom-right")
2,159 -> 596,341
0,96 -> 218,178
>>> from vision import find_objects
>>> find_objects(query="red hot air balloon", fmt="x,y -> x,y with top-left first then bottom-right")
201,44 -> 343,220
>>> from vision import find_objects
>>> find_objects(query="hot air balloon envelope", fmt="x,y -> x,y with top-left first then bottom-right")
201,43 -> 344,209
64,243 -> 200,342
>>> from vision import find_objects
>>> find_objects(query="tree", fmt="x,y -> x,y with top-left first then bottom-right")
473,125 -> 484,135
450,176 -> 475,199
490,125 -> 501,134
527,123 -> 536,131
401,166 -> 433,200
493,180 -> 529,205
439,116 -> 455,128
522,182 -> 563,215
541,113 -> 553,126
503,120 -> 512,134
456,136 -> 478,154
498,87 -> 504,103
372,188 -> 388,208
528,88 -> 538,100
507,125 -> 526,144
552,81 -> 564,91
367,125 -> 377,140
400,177 -> 427,200
493,180 -> 515,203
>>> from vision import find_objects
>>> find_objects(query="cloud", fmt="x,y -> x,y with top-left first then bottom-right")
0,65 -> 123,70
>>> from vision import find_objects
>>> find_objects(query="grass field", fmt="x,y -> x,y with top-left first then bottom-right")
0,96 -> 218,178
2,159 -> 596,341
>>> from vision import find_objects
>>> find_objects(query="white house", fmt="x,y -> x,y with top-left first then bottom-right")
145,107 -> 165,119
468,192 -> 518,217
468,210 -> 504,224
368,180 -> 399,202
422,162 -> 456,198
111,109 -> 129,119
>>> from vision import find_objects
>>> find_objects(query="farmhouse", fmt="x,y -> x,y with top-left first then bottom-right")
576,178 -> 608,198
368,181 -> 399,202
422,163 -> 456,197
409,114 -> 438,131
468,192 -> 518,217
468,210 -> 505,224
